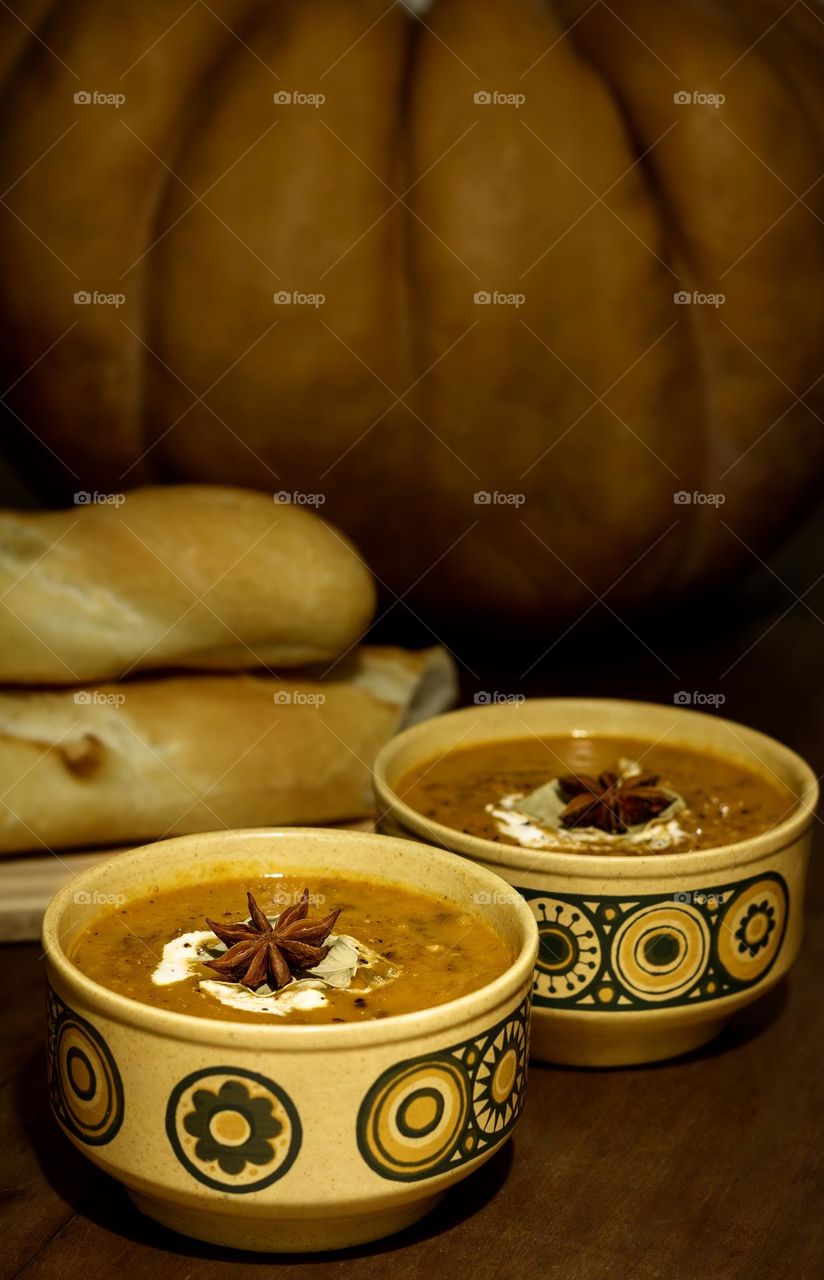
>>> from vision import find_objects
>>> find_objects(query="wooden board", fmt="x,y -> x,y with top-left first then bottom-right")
0,848 -> 124,942
0,822 -> 375,943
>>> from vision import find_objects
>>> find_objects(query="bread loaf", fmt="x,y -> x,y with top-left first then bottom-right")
0,486 -> 375,682
0,646 -> 457,854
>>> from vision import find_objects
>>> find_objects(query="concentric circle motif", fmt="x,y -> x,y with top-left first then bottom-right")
358,997 -> 531,1181
530,896 -> 602,1001
358,1058 -> 470,1182
610,902 -> 710,1003
166,1067 -> 301,1193
716,878 -> 787,984
472,1012 -> 528,1136
46,990 -> 123,1146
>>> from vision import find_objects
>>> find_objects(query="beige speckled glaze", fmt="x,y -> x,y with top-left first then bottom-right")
42,828 -> 538,1253
373,699 -> 818,1068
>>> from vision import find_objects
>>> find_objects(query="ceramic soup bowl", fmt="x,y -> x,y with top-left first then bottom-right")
42,827 -> 538,1253
373,699 -> 818,1068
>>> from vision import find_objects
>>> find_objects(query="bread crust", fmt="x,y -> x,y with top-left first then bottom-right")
0,646 -> 456,854
0,486 -> 376,682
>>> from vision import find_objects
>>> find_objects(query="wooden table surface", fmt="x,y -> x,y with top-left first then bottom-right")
2,510 -> 824,1280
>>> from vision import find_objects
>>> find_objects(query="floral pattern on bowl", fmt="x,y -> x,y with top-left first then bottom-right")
166,1067 -> 301,1192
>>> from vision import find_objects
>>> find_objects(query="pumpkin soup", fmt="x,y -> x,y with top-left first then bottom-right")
397,736 -> 795,855
71,873 -> 514,1025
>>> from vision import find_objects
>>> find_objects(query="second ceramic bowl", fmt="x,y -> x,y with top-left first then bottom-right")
374,699 -> 818,1067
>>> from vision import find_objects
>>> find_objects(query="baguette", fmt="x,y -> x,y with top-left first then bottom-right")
0,646 -> 457,854
0,485 -> 375,682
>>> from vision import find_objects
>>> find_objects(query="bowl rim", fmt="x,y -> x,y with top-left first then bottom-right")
42,827 -> 539,1050
372,697 -> 820,880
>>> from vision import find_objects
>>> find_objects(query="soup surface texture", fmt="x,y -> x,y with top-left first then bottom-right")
397,735 -> 794,854
71,872 -> 514,1025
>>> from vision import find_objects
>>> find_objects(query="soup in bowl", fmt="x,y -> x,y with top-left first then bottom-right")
42,827 -> 538,1253
373,699 -> 818,1067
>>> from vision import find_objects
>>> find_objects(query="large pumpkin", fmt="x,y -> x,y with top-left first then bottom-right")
1,0 -> 823,629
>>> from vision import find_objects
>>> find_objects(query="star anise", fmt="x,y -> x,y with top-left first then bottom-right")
558,770 -> 673,835
203,889 -> 342,990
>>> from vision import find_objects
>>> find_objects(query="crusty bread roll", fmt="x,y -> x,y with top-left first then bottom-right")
0,486 -> 375,682
0,646 -> 457,855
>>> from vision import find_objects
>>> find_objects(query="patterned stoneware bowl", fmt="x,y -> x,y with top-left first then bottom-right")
41,827 -> 538,1252
373,699 -> 818,1068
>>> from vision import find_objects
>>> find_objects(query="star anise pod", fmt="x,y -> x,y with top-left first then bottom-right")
203,889 -> 342,990
558,770 -> 673,834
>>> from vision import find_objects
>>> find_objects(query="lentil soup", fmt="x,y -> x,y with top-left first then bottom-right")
71,872 -> 514,1025
397,735 -> 795,855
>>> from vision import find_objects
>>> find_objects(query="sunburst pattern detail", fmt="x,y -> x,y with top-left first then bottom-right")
472,1015 -> 528,1135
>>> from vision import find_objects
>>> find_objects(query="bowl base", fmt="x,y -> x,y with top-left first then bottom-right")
530,1013 -> 729,1067
128,1188 -> 445,1253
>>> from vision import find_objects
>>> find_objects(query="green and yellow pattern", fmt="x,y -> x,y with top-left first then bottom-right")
357,996 -> 530,1182
46,988 -> 124,1146
521,873 -> 788,1010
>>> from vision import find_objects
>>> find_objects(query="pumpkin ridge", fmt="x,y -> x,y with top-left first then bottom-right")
141,0 -> 267,471
557,0 -> 715,591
